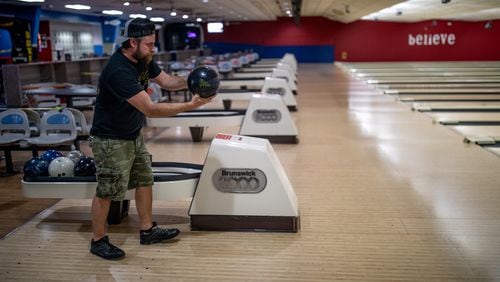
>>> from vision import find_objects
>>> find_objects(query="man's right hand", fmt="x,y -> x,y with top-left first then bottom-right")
190,94 -> 216,108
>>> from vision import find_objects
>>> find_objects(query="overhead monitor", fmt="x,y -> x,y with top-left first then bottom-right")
207,22 -> 223,33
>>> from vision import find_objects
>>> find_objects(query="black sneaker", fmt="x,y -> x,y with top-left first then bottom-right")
140,222 -> 180,245
90,235 -> 125,260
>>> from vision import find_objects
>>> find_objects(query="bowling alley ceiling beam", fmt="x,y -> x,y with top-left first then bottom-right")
292,0 -> 301,25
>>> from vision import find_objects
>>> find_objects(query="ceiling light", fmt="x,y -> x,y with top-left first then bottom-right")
102,10 -> 123,15
17,0 -> 45,2
150,17 -> 164,22
129,14 -> 147,18
182,15 -> 189,19
202,0 -> 209,3
65,4 -> 91,10
145,6 -> 152,11
170,11 -> 177,16
123,2 -> 129,6
196,17 -> 202,22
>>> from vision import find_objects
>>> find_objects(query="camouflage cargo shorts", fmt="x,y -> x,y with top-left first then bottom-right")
90,135 -> 153,201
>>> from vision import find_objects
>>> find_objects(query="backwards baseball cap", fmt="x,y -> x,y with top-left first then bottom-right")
116,18 -> 156,45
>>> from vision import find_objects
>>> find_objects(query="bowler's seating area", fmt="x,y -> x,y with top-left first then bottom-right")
148,82 -> 164,103
71,96 -> 96,109
0,108 -> 86,175
0,109 -> 31,144
26,109 -> 77,146
67,108 -> 91,141
23,108 -> 41,136
33,95 -> 61,108
31,94 -> 95,110
25,83 -> 96,111
22,83 -> 61,108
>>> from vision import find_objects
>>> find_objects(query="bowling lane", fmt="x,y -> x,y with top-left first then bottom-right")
398,95 -> 500,102
368,78 -> 500,84
412,102 -> 500,112
385,89 -> 500,95
424,112 -> 500,124
377,83 -> 500,90
449,125 -> 500,144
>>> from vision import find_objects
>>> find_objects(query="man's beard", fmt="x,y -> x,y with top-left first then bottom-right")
133,49 -> 153,66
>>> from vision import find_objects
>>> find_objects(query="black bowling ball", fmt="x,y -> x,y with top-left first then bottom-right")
74,156 -> 96,177
187,66 -> 220,98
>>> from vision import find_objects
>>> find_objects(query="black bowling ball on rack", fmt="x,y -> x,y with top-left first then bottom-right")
74,156 -> 96,177
187,66 -> 220,98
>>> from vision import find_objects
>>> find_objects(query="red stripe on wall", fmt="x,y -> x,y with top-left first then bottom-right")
205,17 -> 336,46
204,17 -> 500,62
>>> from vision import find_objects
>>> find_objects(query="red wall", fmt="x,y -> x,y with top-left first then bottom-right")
204,17 -> 500,62
206,17 -> 336,46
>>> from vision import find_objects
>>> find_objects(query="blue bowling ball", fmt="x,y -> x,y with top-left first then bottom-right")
23,157 -> 49,177
40,149 -> 63,163
74,156 -> 96,177
187,66 -> 220,98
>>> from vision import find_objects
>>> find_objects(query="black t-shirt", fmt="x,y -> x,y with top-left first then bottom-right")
90,49 -> 161,140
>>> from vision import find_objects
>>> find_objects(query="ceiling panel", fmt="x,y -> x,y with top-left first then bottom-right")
301,0 -> 404,23
1,0 -> 499,23
361,0 -> 500,22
